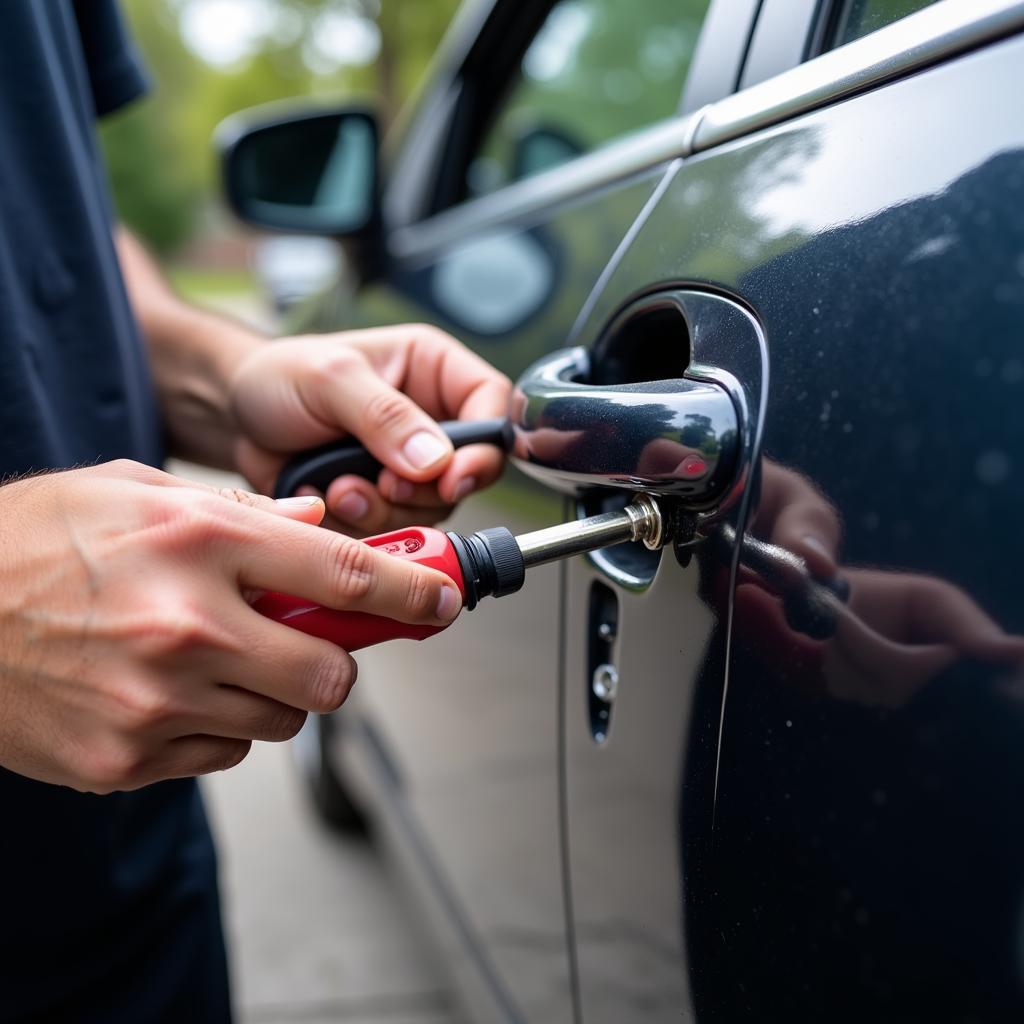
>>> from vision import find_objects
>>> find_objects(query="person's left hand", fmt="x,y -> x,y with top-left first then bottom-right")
229,325 -> 511,536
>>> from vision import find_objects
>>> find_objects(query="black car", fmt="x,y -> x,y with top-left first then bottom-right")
219,0 -> 1024,1019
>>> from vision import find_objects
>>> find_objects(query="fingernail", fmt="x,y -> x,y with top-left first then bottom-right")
403,430 -> 449,470
452,477 -> 476,502
802,535 -> 832,560
436,584 -> 461,622
391,479 -> 415,502
334,492 -> 370,522
276,495 -> 323,508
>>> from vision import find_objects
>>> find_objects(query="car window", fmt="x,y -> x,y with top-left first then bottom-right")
825,0 -> 941,50
464,0 -> 712,200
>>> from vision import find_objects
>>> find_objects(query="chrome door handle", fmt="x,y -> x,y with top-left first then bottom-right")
509,346 -> 739,501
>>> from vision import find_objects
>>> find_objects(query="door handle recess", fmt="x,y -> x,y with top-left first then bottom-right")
509,346 -> 739,502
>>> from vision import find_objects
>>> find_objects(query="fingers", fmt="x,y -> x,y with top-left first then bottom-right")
185,685 -> 310,743
376,441 -> 503,508
337,326 -> 510,501
757,461 -> 842,578
319,475 -> 452,534
885,572 -> 1024,663
301,350 -> 454,484
773,505 -> 841,579
224,506 -> 462,627
212,487 -> 325,526
117,457 -> 327,525
205,606 -> 360,713
363,325 -> 511,426
269,495 -> 327,525
134,736 -> 253,787
381,329 -> 510,502
231,326 -> 511,510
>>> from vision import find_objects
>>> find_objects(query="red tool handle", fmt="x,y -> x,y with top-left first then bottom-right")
251,526 -> 465,652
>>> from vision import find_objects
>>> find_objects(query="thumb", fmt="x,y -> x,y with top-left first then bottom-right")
213,485 -> 326,527
269,494 -> 327,526
305,358 -> 453,483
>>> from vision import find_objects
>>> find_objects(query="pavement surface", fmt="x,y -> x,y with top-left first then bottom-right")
202,741 -> 461,1024
170,459 -> 461,1024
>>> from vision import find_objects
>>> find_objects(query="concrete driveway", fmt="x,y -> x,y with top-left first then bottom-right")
203,741 -> 461,1024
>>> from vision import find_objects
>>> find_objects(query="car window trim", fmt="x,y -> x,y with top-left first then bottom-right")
390,0 -> 1024,264
680,0 -> 763,113
738,0 -> 822,90
383,0 -> 498,228
389,0 -> 757,261
426,0 -> 556,215
697,0 -> 1024,150
389,113 -> 704,262
419,0 -> 737,218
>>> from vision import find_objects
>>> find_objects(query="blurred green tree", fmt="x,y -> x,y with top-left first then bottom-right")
100,0 -> 460,256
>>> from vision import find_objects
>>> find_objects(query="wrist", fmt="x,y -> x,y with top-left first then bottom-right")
149,295 -> 266,390
147,295 -> 268,469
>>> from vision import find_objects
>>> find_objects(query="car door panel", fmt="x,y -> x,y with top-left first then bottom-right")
559,284 -> 766,1021
563,30 -> 1024,1021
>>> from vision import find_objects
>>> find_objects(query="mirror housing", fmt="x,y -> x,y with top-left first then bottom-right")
218,106 -> 380,236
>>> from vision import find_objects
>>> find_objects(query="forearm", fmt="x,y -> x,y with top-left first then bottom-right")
115,228 -> 265,469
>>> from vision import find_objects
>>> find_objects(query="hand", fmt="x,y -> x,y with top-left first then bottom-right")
734,459 -> 1024,707
0,461 -> 461,793
822,568 -> 1024,707
230,325 -> 511,536
750,460 -> 843,578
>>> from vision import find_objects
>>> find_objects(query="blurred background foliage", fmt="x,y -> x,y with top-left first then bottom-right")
101,0 -> 461,256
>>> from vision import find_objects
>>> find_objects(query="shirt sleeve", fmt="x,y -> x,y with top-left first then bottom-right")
71,0 -> 150,117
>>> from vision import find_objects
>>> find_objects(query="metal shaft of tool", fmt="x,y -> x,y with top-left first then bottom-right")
515,496 -> 663,569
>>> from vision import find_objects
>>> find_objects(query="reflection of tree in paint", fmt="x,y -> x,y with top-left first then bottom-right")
469,0 -> 713,197
681,413 -> 718,456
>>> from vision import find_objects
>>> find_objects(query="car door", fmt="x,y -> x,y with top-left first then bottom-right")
553,1 -> 1024,1020
303,1 -> 754,1020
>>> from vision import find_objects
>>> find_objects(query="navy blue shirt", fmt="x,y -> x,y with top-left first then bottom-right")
0,4 -> 230,1020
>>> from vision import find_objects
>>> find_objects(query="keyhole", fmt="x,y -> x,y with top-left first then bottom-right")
587,581 -> 619,744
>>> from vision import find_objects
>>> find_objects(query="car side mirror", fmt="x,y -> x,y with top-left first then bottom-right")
218,107 -> 379,236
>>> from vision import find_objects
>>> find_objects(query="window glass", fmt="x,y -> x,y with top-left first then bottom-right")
465,0 -> 711,199
827,0 -> 941,49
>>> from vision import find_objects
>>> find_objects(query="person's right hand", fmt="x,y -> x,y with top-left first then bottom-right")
0,460 -> 461,793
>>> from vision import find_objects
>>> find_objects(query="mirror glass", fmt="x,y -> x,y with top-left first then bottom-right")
227,111 -> 376,234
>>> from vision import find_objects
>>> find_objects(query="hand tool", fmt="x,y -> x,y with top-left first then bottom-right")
274,418 -> 512,499
253,494 -> 667,652
714,523 -> 850,639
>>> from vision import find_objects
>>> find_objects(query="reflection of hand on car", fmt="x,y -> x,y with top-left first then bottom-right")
509,389 -> 713,483
750,459 -> 842,578
824,568 -> 1024,706
735,459 -> 1024,707
634,437 -> 709,479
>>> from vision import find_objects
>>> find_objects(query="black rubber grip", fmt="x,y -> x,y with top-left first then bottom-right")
274,417 -> 513,499
446,527 -> 525,610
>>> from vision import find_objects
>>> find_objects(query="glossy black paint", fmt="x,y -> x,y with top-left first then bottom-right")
576,31 -> 1024,1022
